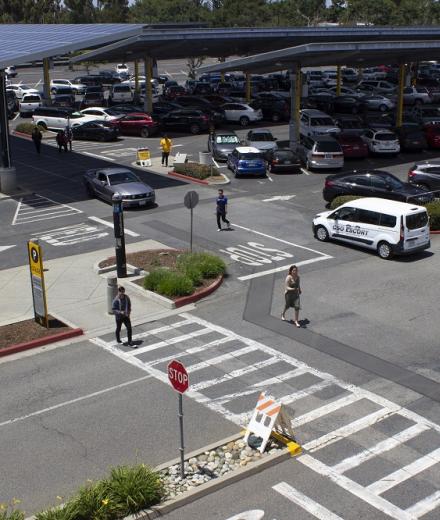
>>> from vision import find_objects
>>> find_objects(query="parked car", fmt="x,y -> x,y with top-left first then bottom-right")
361,68 -> 387,80
207,130 -> 241,161
303,92 -> 335,114
72,120 -> 119,142
192,82 -> 213,95
322,169 -> 433,204
203,94 -> 234,107
226,146 -> 266,177
108,104 -> 144,115
52,93 -> 75,108
312,197 -> 430,259
332,96 -> 363,114
335,116 -> 365,135
245,128 -> 277,152
19,93 -> 42,116
175,96 -> 225,124
394,125 -> 427,152
97,70 -> 121,85
151,101 -> 182,121
160,109 -> 211,134
424,124 -> 440,148
264,148 -> 301,173
411,105 -> 440,125
6,90 -> 18,118
300,109 -> 340,137
83,167 -> 155,207
6,84 -> 38,99
5,66 -> 17,78
297,135 -> 344,170
111,113 -> 159,137
73,75 -> 102,87
32,107 -> 86,130
251,92 -> 290,122
357,80 -> 395,95
362,129 -> 400,155
80,91 -> 105,109
109,84 -> 134,104
221,102 -> 262,126
360,95 -> 395,112
80,107 -> 121,122
306,70 -> 325,87
50,79 -> 85,94
328,86 -> 362,97
341,68 -> 358,83
402,86 -> 432,105
334,133 -> 369,158
115,63 -> 130,77
322,71 -> 337,87
164,85 -> 186,100
408,160 -> 440,192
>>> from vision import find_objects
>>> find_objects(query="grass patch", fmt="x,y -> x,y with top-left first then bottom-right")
0,509 -> 25,520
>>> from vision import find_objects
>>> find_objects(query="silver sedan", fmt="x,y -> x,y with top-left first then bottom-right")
83,167 -> 156,207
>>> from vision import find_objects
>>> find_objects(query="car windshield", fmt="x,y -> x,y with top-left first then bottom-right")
406,211 -> 428,229
315,141 -> 341,152
311,117 -> 334,126
70,112 -> 84,119
216,135 -> 239,144
383,175 -> 403,189
376,133 -> 396,141
108,171 -> 139,185
23,95 -> 40,102
239,153 -> 263,160
250,133 -> 274,141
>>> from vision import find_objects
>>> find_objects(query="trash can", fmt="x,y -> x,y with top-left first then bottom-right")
107,276 -> 118,314
0,167 -> 17,194
199,151 -> 212,165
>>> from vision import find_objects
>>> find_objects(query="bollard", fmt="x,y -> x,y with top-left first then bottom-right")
107,276 -> 118,314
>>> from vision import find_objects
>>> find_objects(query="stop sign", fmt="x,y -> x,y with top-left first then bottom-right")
167,360 -> 189,393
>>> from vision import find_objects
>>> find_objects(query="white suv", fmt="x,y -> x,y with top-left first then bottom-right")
19,93 -> 42,116
300,109 -> 340,137
50,79 -> 86,94
362,129 -> 400,155
109,84 -> 134,104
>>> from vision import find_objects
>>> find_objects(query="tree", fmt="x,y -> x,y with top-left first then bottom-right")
64,0 -> 96,23
342,0 -> 397,25
129,0 -> 209,24
0,0 -> 61,23
98,0 -> 129,23
186,56 -> 205,79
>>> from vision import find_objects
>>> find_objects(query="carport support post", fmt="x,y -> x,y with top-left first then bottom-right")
134,60 -> 140,94
289,65 -> 300,151
336,65 -> 342,96
396,63 -> 405,129
245,73 -> 251,103
43,58 -> 51,106
144,57 -> 153,114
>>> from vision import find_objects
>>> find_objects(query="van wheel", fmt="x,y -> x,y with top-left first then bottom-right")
377,241 -> 392,259
38,122 -> 47,130
141,127 -> 150,138
190,124 -> 200,135
315,225 -> 329,242
239,116 -> 249,127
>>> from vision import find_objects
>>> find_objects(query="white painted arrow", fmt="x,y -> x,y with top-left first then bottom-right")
0,245 -> 15,253
262,195 -> 296,202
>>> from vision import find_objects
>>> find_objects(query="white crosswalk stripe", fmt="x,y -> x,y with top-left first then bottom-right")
12,194 -> 82,225
92,313 -> 440,520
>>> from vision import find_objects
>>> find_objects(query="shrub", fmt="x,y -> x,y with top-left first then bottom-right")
329,195 -> 362,210
425,200 -> 440,230
0,509 -> 25,520
173,162 -> 219,180
15,122 -> 45,135
35,504 -> 76,520
156,271 -> 194,297
67,480 -> 118,520
106,465 -> 163,517
143,268 -> 170,292
177,252 -> 226,279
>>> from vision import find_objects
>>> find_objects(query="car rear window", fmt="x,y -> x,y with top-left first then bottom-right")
23,95 -> 40,102
250,133 -> 274,141
406,211 -> 429,229
376,133 -> 396,141
311,117 -> 334,126
315,141 -> 342,152
274,150 -> 296,160
239,153 -> 263,160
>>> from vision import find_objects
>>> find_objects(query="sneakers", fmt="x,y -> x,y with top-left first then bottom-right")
116,339 -> 122,344
217,228 -> 222,231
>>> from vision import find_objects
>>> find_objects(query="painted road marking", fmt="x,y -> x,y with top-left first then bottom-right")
32,223 -> 109,246
273,482 -> 344,520
225,512 -> 265,520
83,151 -> 116,161
300,167 -> 310,176
262,195 -> 296,202
105,147 -> 139,157
88,216 -> 140,237
0,245 -> 15,253
12,194 -> 82,225
91,313 -> 440,520
237,256 -> 331,282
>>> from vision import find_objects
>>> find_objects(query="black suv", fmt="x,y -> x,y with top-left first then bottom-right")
408,161 -> 440,192
160,109 -> 211,135
251,93 -> 290,122
323,169 -> 433,204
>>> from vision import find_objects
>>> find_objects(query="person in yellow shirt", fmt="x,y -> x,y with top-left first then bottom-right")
160,134 -> 172,167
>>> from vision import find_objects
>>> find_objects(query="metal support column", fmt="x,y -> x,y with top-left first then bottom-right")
43,58 -> 51,105
144,57 -> 153,114
336,65 -> 342,96
289,65 -> 300,151
0,69 -> 16,194
245,72 -> 251,103
396,63 -> 405,129
134,60 -> 139,94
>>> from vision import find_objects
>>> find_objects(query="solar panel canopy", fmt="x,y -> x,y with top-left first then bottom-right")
0,24 -> 144,69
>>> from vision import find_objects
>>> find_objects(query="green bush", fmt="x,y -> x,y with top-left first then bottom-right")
425,200 -> 440,230
68,481 -> 116,520
173,162 -> 220,180
15,122 -> 46,135
329,195 -> 362,210
177,252 -> 226,279
143,268 -> 170,292
157,271 -> 194,297
0,509 -> 25,520
35,504 -> 76,520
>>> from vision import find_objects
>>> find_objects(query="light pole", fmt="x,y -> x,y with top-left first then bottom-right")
112,194 -> 127,278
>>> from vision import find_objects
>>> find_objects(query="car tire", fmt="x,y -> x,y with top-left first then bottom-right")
99,135 -> 106,142
315,225 -> 329,242
239,116 -> 250,127
37,122 -> 47,130
379,104 -> 387,112
271,113 -> 281,123
141,127 -> 150,138
377,241 -> 393,259
190,124 -> 200,135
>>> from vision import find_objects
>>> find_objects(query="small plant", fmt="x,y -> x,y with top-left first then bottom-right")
425,200 -> 440,230
144,269 -> 194,297
68,480 -> 118,520
0,506 -> 25,520
177,252 -> 226,279
35,503 -> 76,520
150,257 -> 161,268
143,268 -> 170,292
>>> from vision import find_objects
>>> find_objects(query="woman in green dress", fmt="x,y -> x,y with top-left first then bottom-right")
281,265 -> 301,327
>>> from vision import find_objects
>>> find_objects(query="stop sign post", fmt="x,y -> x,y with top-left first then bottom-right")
168,360 -> 189,479
183,190 -> 199,252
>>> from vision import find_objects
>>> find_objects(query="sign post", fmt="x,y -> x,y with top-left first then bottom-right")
27,240 -> 49,328
167,359 -> 189,479
183,190 -> 199,252
112,193 -> 127,278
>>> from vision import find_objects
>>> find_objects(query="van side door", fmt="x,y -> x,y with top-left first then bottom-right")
327,206 -> 359,243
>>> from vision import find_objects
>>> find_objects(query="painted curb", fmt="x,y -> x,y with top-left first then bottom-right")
0,328 -> 83,358
94,261 -> 146,276
174,274 -> 224,308
430,229 -> 440,234
168,170 -> 209,185
12,130 -> 55,141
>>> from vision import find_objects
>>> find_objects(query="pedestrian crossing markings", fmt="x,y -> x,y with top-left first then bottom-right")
32,222 -> 108,246
92,313 -> 440,520
12,194 -> 82,225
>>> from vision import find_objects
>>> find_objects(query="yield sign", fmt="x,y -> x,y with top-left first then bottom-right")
167,359 -> 189,394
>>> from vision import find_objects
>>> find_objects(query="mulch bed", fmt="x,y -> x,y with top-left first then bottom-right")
0,315 -> 71,350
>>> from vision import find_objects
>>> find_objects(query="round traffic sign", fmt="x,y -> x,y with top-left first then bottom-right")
184,190 -> 199,210
167,360 -> 189,393
31,247 -> 39,263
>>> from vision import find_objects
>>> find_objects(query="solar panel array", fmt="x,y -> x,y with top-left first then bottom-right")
0,24 -> 143,69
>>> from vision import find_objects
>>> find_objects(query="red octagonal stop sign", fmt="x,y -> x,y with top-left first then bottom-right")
167,360 -> 189,394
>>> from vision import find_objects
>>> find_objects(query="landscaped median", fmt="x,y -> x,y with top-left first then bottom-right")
329,195 -> 440,233
168,162 -> 230,185
98,250 -> 226,308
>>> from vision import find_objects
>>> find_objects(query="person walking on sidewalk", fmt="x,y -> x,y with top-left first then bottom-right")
112,286 -> 135,347
64,123 -> 73,151
56,130 -> 68,153
160,134 -> 172,167
31,126 -> 42,154
216,189 -> 231,231
281,265 -> 301,327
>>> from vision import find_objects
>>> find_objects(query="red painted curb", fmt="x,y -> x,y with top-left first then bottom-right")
12,130 -> 32,140
168,170 -> 209,185
174,274 -> 224,308
0,328 -> 83,358
430,230 -> 440,234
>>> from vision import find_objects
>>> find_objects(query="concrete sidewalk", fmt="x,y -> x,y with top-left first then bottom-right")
0,239 -> 193,336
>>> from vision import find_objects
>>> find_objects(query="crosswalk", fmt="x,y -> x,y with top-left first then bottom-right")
92,314 -> 440,520
12,193 -> 82,225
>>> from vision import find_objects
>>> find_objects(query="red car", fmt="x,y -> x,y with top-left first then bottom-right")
424,124 -> 440,148
334,133 -> 368,158
164,85 -> 186,100
111,113 -> 159,138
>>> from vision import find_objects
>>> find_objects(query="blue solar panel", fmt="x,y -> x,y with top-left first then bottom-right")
0,24 -> 144,69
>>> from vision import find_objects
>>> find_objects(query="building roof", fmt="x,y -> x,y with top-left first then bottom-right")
0,24 -> 144,70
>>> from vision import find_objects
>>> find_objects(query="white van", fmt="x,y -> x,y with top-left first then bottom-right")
312,198 -> 430,259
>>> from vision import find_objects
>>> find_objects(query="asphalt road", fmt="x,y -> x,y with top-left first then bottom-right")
2,111 -> 440,518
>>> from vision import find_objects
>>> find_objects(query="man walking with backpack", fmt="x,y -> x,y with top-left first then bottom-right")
216,189 -> 231,231
112,286 -> 135,347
